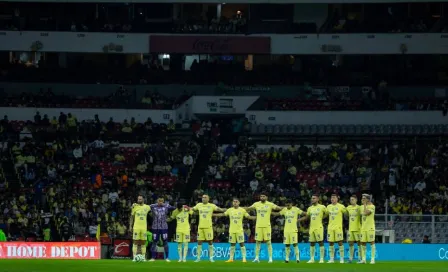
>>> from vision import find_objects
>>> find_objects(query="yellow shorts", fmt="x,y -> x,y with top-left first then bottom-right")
327,228 -> 344,242
133,228 -> 147,241
255,227 -> 271,242
361,230 -> 375,243
309,228 -> 324,242
283,232 -> 298,245
176,232 -> 191,243
198,228 -> 214,241
229,232 -> 245,244
347,231 -> 361,242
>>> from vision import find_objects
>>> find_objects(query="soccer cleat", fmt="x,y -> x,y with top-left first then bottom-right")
357,260 -> 366,264
285,260 -> 289,263
178,259 -> 182,263
148,259 -> 155,262
347,260 -> 352,264
370,261 -> 375,264
252,258 -> 260,263
166,259 -> 171,262
132,259 -> 137,262
194,259 -> 201,262
307,260 -> 315,264
296,260 -> 300,263
319,260 -> 324,264
225,259 -> 234,263
210,258 -> 215,263
327,259 -> 334,263
182,259 -> 187,263
242,259 -> 247,263
268,259 -> 273,263
340,259 -> 344,264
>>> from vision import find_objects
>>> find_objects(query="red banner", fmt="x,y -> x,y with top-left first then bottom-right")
113,239 -> 131,257
0,242 -> 100,259
150,35 -> 271,54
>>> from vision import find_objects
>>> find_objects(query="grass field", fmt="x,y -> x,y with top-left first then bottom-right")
1,260 -> 446,272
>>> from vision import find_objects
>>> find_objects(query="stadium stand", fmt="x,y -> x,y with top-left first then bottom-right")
0,1 -> 448,255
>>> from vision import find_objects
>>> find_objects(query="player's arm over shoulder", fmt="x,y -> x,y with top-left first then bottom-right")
279,207 -> 286,216
366,205 -> 375,215
192,203 -> 200,211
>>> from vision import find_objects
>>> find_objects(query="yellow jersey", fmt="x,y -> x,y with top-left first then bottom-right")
361,204 -> 376,231
193,203 -> 218,229
132,204 -> 150,229
224,207 -> 249,233
172,209 -> 194,233
346,205 -> 362,231
250,201 -> 279,228
306,204 -> 326,229
326,203 -> 346,230
280,207 -> 304,233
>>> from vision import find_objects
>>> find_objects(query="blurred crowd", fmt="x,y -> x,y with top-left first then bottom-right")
0,88 -> 189,111
0,111 -> 199,242
201,139 -> 448,242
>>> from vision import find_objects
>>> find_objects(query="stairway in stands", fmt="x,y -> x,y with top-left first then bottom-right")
184,143 -> 211,199
1,158 -> 21,191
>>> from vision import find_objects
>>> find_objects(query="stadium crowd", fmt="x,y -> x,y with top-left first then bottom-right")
0,112 -> 199,242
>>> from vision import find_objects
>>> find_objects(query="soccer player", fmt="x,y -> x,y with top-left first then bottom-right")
246,192 -> 282,263
192,194 -> 226,262
149,197 -> 175,262
278,200 -> 305,263
171,203 -> 194,262
346,195 -> 362,263
213,198 -> 254,262
326,194 -> 347,263
299,194 -> 327,264
130,195 -> 151,262
360,194 -> 376,264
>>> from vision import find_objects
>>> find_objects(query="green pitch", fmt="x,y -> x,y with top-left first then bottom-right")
1,260 -> 446,272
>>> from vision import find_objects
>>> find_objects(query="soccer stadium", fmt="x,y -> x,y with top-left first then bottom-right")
0,0 -> 448,271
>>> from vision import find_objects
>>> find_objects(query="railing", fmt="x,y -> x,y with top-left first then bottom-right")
375,213 -> 448,243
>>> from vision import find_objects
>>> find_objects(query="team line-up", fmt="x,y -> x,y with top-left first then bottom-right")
130,193 -> 376,264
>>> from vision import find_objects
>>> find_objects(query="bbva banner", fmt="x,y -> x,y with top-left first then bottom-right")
168,243 -> 448,261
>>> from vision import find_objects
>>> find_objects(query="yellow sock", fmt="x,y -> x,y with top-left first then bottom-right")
294,245 -> 300,261
285,247 -> 291,261
197,245 -> 202,260
349,245 -> 354,260
267,242 -> 273,260
371,244 -> 376,262
209,245 -> 214,260
319,246 -> 325,261
229,246 -> 235,260
255,243 -> 261,259
339,245 -> 344,260
178,244 -> 182,260
133,244 -> 138,257
241,246 -> 247,260
183,242 -> 188,260
329,245 -> 335,260
310,246 -> 315,261
141,246 -> 146,258
362,245 -> 367,261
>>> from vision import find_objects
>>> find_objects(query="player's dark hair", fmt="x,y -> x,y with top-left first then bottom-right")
233,198 -> 239,202
137,194 -> 144,199
312,194 -> 319,198
351,195 -> 357,199
286,199 -> 294,205
177,203 -> 183,209
331,194 -> 339,198
260,192 -> 268,197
